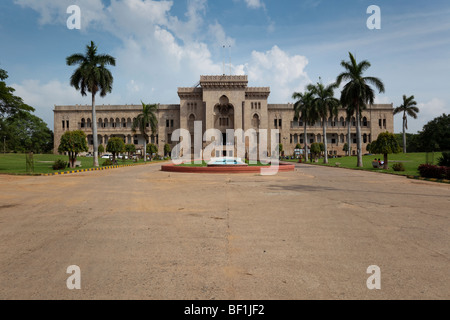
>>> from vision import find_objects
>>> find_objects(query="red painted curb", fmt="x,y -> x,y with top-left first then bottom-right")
161,162 -> 295,174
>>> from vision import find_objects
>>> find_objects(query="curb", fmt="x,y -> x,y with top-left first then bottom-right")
406,175 -> 450,184
42,162 -> 154,176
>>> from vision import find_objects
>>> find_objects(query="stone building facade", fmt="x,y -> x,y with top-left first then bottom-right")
54,75 -> 394,157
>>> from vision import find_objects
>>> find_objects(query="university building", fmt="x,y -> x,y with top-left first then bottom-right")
54,75 -> 394,157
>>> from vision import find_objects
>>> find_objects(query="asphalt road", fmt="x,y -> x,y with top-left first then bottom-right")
0,162 -> 448,299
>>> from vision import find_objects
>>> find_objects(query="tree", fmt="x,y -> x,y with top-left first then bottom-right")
125,144 -> 136,160
394,95 -> 419,153
370,132 -> 401,170
417,114 -> 450,152
292,89 -> 318,162
164,143 -> 171,157
336,52 -> 385,167
310,142 -> 324,162
1,111 -> 53,153
0,68 -> 34,118
146,143 -> 158,158
58,130 -> 88,168
106,137 -> 125,163
98,144 -> 104,156
279,143 -> 284,156
66,41 -> 116,167
307,80 -> 340,164
132,101 -> 158,162
343,143 -> 349,153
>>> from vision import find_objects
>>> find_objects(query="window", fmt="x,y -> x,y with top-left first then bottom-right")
81,118 -> 85,128
310,139 -> 314,144
134,135 -> 138,145
166,119 -> 170,128
279,119 -> 282,128
383,119 -> 386,128
363,134 -> 368,143
251,102 -> 254,109
171,119 -> 174,127
66,121 -> 69,129
274,119 -> 277,128
332,139 -> 336,144
290,135 -> 293,144
168,134 -> 172,144
363,117 -> 368,127
379,119 -> 382,128
62,121 -> 65,129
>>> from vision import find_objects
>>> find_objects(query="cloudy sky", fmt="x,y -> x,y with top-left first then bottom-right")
1,0 -> 449,133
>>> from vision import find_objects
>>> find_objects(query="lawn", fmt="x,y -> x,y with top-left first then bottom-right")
0,153 -> 159,175
286,152 -> 443,177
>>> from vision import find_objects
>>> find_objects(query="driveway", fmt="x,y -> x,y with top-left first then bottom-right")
0,162 -> 448,299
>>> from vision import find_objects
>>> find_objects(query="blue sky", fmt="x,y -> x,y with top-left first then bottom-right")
1,0 -> 449,133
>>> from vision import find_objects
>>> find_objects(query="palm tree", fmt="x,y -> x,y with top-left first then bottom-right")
292,89 -> 318,162
394,95 -> 419,153
66,41 -> 116,167
132,102 -> 158,162
336,52 -> 385,167
307,80 -> 340,164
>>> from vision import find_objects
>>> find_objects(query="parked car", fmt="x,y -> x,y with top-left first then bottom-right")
101,154 -> 112,159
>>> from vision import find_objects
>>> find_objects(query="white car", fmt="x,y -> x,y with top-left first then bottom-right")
101,154 -> 112,159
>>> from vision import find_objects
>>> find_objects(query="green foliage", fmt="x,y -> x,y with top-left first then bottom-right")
102,159 -> 113,166
0,68 -> 35,118
66,41 -> 116,98
370,132 -> 402,155
132,102 -> 158,139
438,152 -> 450,167
366,143 -> 372,153
295,143 -> 302,149
98,144 -> 104,155
343,143 -> 349,152
164,143 -> 171,156
125,144 -> 136,153
392,163 -> 406,172
147,143 -> 158,155
279,143 -> 283,153
1,111 -> 53,153
52,159 -> 67,170
58,130 -> 88,168
310,142 -> 324,159
394,133 -> 422,153
417,114 -> 450,152
106,137 -> 125,161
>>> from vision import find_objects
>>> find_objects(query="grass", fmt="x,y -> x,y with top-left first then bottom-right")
285,152 -> 443,177
0,153 -> 160,175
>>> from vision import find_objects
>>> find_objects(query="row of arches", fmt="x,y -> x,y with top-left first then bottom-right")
295,116 -> 370,128
86,134 -> 159,146
80,118 -> 137,129
290,133 -> 372,145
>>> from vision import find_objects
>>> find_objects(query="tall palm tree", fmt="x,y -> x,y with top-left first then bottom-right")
394,95 -> 419,153
292,89 -> 318,162
132,102 -> 158,162
307,81 -> 340,164
336,52 -> 385,167
66,41 -> 116,167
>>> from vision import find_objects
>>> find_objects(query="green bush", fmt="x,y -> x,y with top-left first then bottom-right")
392,162 -> 406,172
52,159 -> 67,170
437,152 -> 450,167
102,159 -> 113,166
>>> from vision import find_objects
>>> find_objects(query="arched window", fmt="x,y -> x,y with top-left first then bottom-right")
87,118 -> 92,128
188,114 -> 195,131
252,114 -> 260,128
122,118 -> 126,128
127,118 -> 132,128
98,118 -> 103,128
363,117 -> 368,127
340,117 -> 345,127
81,118 -> 85,128
104,118 -> 108,128
110,118 -> 114,128
115,118 -> 120,129
351,117 -> 356,127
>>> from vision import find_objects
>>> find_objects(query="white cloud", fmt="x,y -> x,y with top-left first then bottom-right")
246,46 -> 310,102
244,0 -> 264,9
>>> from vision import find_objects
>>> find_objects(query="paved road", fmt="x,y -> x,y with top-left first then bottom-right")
0,162 -> 448,299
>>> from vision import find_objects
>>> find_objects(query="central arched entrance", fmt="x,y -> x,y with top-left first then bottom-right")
214,95 -> 235,157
